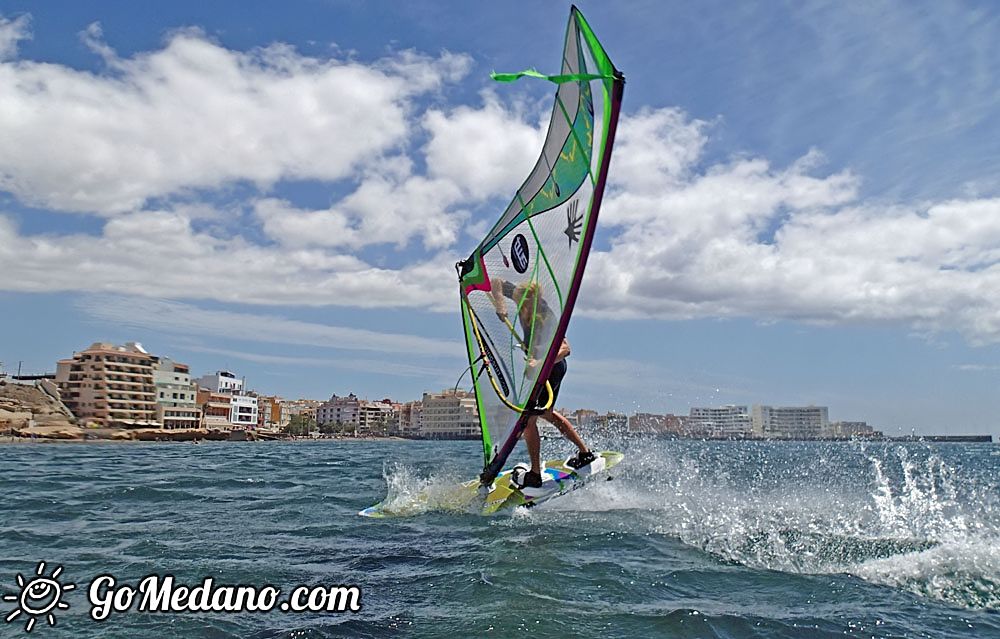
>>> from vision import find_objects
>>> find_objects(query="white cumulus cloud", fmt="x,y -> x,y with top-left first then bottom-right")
0,14 -> 29,59
423,92 -> 545,200
0,20 -> 470,214
0,211 -> 456,309
585,111 -> 1000,345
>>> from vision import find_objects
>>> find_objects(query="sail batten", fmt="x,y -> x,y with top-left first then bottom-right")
457,7 -> 623,485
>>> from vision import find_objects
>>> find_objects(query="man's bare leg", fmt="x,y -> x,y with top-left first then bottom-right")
544,409 -> 589,453
523,416 -> 542,475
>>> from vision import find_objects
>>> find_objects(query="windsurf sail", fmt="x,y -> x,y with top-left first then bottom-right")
456,6 -> 624,486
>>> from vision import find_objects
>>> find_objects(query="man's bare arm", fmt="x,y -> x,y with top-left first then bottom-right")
555,338 -> 571,362
490,277 -> 507,316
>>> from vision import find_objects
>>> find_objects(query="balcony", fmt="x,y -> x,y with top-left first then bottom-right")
107,398 -> 157,407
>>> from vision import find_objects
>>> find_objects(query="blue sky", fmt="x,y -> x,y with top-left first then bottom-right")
1,1 -> 999,436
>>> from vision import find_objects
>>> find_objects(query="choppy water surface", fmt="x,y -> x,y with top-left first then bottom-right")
0,437 -> 998,638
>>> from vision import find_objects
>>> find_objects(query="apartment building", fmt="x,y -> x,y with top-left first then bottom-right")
689,405 -> 752,437
195,370 -> 244,394
752,405 -> 829,439
196,389 -> 232,430
55,342 -> 159,428
419,389 -> 480,439
398,401 -> 422,437
316,393 -> 361,429
280,399 -> 321,428
577,411 -> 627,431
829,421 -> 878,438
153,357 -> 200,430
359,399 -> 399,435
256,395 -> 283,430
230,393 -> 258,430
569,409 -> 598,428
628,412 -> 685,434
194,369 -> 258,429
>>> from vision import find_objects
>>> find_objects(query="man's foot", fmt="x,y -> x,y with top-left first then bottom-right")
519,470 -> 543,489
567,450 -> 596,469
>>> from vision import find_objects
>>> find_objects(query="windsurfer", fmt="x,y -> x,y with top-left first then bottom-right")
489,277 -> 595,488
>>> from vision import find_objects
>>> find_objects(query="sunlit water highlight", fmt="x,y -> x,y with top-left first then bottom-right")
0,438 -> 997,637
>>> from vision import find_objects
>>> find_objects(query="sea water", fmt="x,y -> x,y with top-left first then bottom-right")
0,437 -> 997,638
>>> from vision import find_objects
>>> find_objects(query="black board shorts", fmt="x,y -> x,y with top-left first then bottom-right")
527,358 -> 567,415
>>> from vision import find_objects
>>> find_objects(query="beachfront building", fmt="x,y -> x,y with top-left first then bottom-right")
419,389 -> 479,439
752,405 -> 829,439
256,395 -> 282,430
569,409 -> 598,428
689,405 -> 752,437
280,399 -> 320,428
577,411 -> 627,432
829,421 -> 879,438
230,394 -> 258,430
197,389 -> 231,430
628,413 -> 685,435
360,399 -> 399,436
194,370 -> 260,430
153,358 -> 200,430
316,393 -> 361,432
397,401 -> 422,437
55,342 -> 159,428
196,370 -> 244,394
316,394 -> 400,435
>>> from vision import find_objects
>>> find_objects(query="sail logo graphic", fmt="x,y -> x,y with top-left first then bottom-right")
3,562 -> 74,633
480,337 -> 509,397
564,199 -> 582,247
511,234 -> 530,273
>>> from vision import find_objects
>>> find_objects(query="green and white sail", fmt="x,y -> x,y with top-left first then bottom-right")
456,6 -> 624,485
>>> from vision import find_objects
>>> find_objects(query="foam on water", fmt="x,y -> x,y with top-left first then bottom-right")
854,537 -> 1000,610
376,461 -> 479,516
545,439 -> 1000,611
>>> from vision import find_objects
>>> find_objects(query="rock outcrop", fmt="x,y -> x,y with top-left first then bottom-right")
0,380 -> 80,439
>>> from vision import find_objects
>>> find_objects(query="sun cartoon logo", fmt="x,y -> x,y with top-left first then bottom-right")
3,562 -> 74,633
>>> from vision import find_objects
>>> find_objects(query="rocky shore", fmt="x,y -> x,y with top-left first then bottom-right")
0,379 -> 79,438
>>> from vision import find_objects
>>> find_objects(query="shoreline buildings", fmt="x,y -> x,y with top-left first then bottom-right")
316,394 -> 399,435
196,370 -> 258,430
52,343 -> 271,434
34,339 -> 970,442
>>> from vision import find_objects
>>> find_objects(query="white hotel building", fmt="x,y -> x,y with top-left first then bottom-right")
689,405 -> 752,437
751,405 -> 829,439
419,389 -> 480,439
